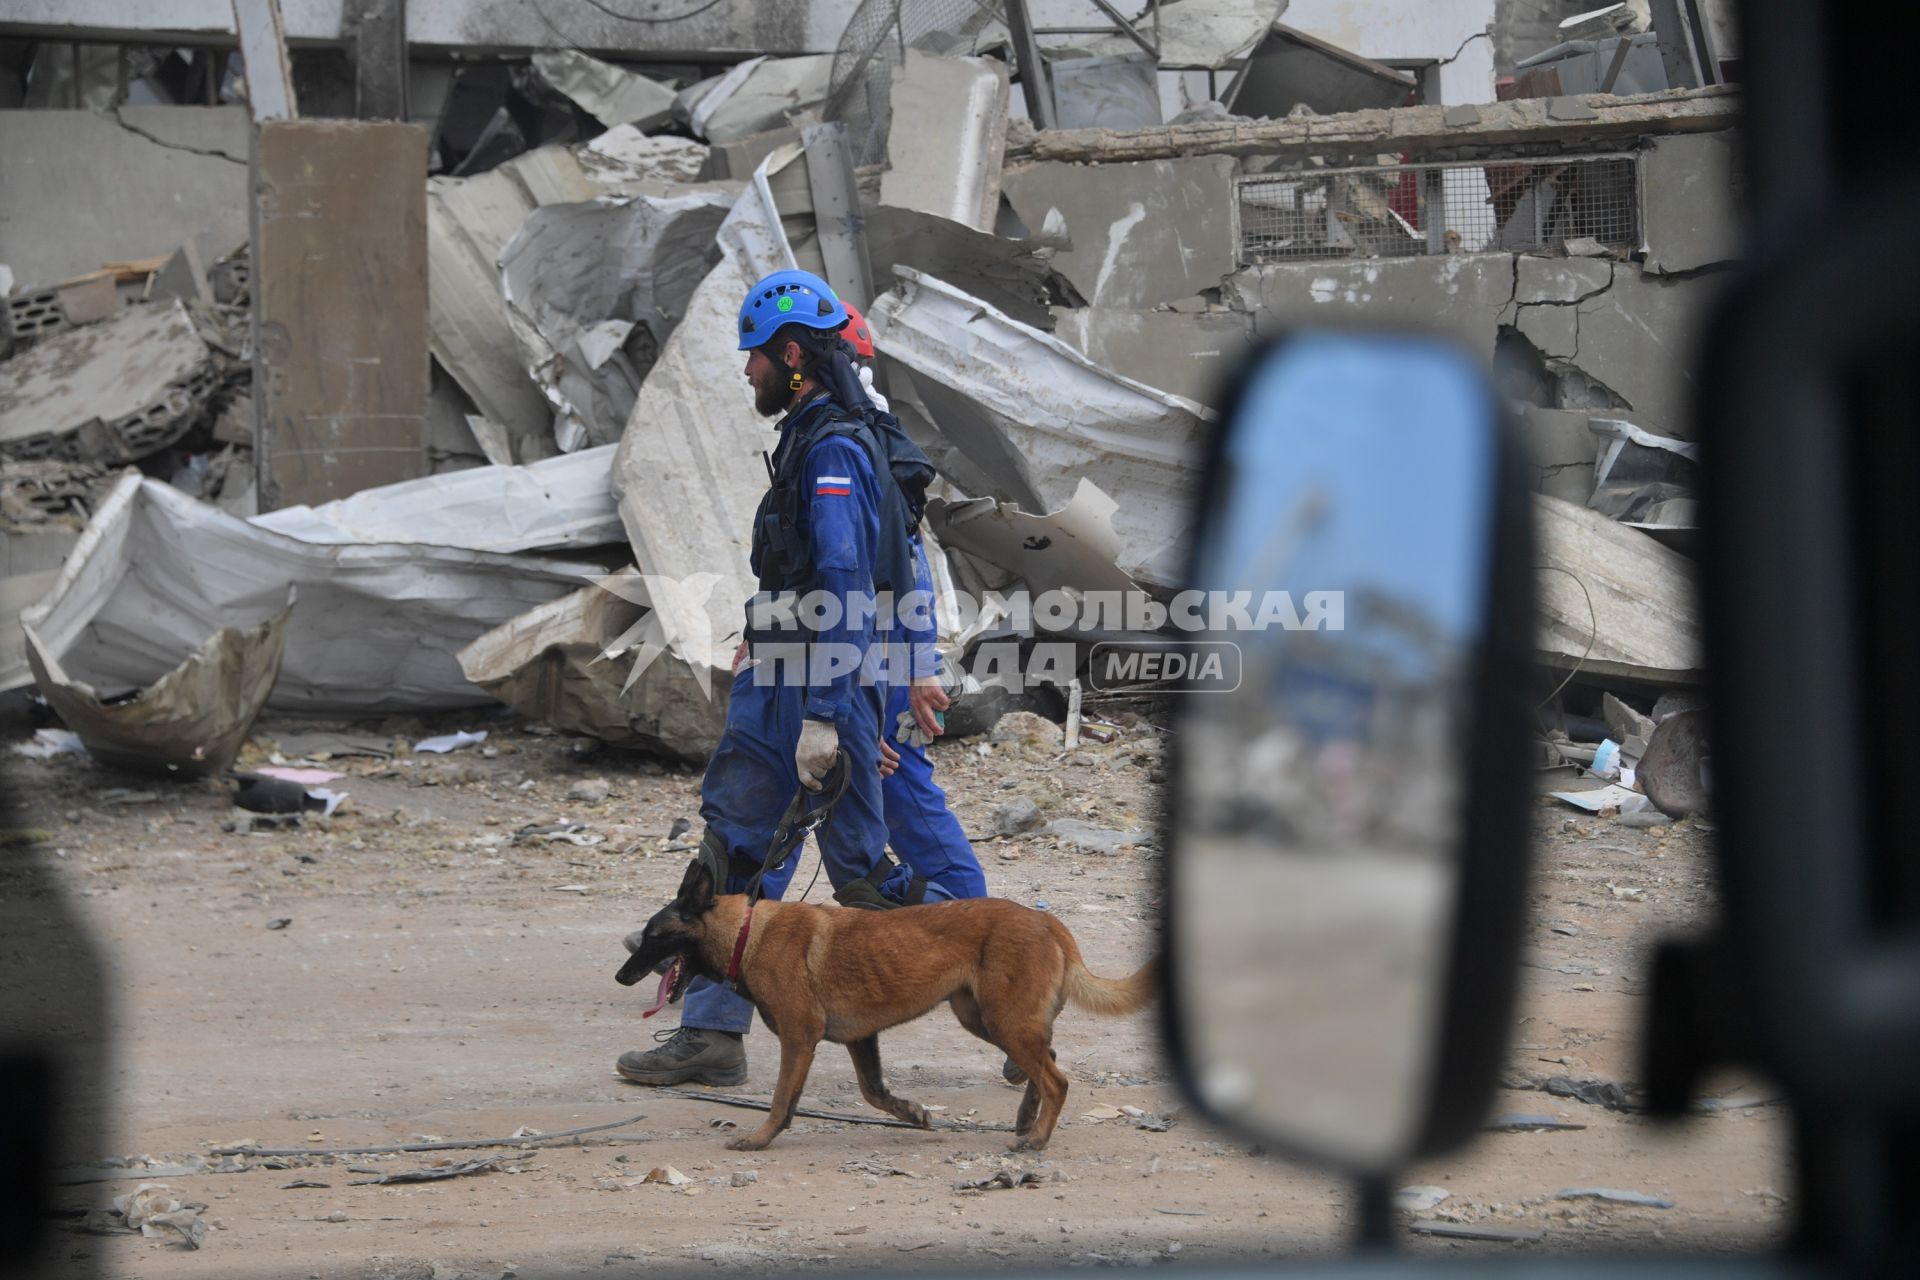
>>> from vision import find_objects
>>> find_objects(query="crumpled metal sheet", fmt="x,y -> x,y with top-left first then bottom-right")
870,267 -> 1214,589
499,192 -> 731,452
927,479 -> 1141,600
24,602 -> 288,777
609,147 -> 802,698
425,133 -> 720,461
457,568 -> 728,760
21,473 -> 596,715
250,445 -> 623,553
680,55 -> 835,142
530,49 -> 675,130
0,299 -> 215,464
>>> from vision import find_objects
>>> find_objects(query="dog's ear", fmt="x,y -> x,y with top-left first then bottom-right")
676,857 -> 716,916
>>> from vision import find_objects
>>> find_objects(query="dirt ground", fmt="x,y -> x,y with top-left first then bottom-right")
2,705 -> 1790,1277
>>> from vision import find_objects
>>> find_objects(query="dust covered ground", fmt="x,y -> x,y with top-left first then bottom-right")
2,707 -> 1789,1277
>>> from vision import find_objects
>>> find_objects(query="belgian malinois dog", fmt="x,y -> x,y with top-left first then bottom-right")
615,859 -> 1156,1152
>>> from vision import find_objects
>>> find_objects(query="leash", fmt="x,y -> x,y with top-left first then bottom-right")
724,753 -> 852,993
740,752 -> 852,905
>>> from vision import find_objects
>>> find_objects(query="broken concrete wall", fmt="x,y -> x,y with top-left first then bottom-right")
253,119 -> 430,510
1512,256 -> 1726,440
1226,253 -> 1519,360
1003,156 -> 1238,308
0,107 -> 249,289
1051,307 -> 1253,407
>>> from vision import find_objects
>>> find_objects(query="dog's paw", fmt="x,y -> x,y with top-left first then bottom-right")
908,1104 -> 933,1129
1007,1136 -> 1050,1153
725,1135 -> 770,1152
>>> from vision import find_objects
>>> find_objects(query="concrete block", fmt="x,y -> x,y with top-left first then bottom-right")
253,119 -> 430,510
0,107 -> 250,289
1640,129 -> 1742,273
1051,307 -> 1252,407
1226,253 -> 1519,360
1445,104 -> 1481,127
1004,156 -> 1237,309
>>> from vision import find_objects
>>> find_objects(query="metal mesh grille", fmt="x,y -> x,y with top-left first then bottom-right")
826,0 -> 1008,167
1236,154 -> 1639,264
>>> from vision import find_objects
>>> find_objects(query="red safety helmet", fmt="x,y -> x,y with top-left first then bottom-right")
841,301 -> 876,360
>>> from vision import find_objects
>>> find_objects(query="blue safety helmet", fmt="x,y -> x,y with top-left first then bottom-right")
737,269 -> 847,351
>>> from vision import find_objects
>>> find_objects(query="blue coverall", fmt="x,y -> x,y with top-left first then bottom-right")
878,537 -> 989,899
678,402 -> 933,1036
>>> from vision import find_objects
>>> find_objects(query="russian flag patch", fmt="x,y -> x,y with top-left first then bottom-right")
815,474 -> 852,496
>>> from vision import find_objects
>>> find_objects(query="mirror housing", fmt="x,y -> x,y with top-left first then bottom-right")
1164,330 -> 1537,1176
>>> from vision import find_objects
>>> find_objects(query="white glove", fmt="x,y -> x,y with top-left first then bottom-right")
857,364 -> 891,414
796,718 -> 840,791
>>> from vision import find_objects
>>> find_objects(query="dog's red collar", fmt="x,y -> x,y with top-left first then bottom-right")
726,902 -> 754,983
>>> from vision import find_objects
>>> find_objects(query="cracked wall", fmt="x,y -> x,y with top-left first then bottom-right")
0,106 -> 249,288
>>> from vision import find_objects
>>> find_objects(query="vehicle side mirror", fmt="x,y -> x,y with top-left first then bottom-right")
1164,331 -> 1536,1184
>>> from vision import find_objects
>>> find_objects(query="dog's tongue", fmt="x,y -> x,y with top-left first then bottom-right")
642,957 -> 680,1019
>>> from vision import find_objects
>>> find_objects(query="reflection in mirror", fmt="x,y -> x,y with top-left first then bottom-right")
1172,332 -> 1500,1171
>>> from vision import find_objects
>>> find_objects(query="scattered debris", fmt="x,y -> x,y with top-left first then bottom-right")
1045,819 -> 1151,855
350,1155 -> 507,1186
651,1088 -> 1015,1132
566,777 -> 612,805
1487,1114 -> 1588,1133
990,797 -> 1045,837
265,918 -> 291,931
1395,1185 -> 1452,1212
103,1183 -> 209,1249
1557,1186 -> 1675,1209
1408,1221 -> 1544,1244
1638,707 -> 1710,817
10,727 -> 85,758
643,1165 -> 693,1187
512,822 -> 604,847
415,731 -> 489,755
958,1169 -> 1046,1192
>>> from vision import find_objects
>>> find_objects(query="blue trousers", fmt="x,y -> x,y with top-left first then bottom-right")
681,666 -> 919,1034
880,680 -> 988,899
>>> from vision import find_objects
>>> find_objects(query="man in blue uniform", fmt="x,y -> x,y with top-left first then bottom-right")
840,301 -> 989,903
616,270 -> 953,1087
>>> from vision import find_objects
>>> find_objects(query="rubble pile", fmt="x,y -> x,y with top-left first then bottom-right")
1,0 -> 1734,802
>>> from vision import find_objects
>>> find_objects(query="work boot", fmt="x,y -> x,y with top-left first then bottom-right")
616,1027 -> 747,1087
832,876 -> 897,911
1002,1056 -> 1028,1086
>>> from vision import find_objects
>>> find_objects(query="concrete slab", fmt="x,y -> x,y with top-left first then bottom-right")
0,107 -> 249,289
880,51 -> 1009,234
1051,307 -> 1252,407
253,119 -> 430,510
0,300 -> 215,464
1004,156 -> 1237,309
1226,253 -> 1518,359
1640,129 -> 1742,273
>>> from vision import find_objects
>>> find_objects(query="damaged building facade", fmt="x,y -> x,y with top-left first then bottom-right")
2,0 -> 1730,797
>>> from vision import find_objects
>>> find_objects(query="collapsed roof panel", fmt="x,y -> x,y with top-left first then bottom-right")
21,473 -> 595,715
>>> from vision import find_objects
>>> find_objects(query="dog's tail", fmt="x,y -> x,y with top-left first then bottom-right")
1062,954 -> 1158,1017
